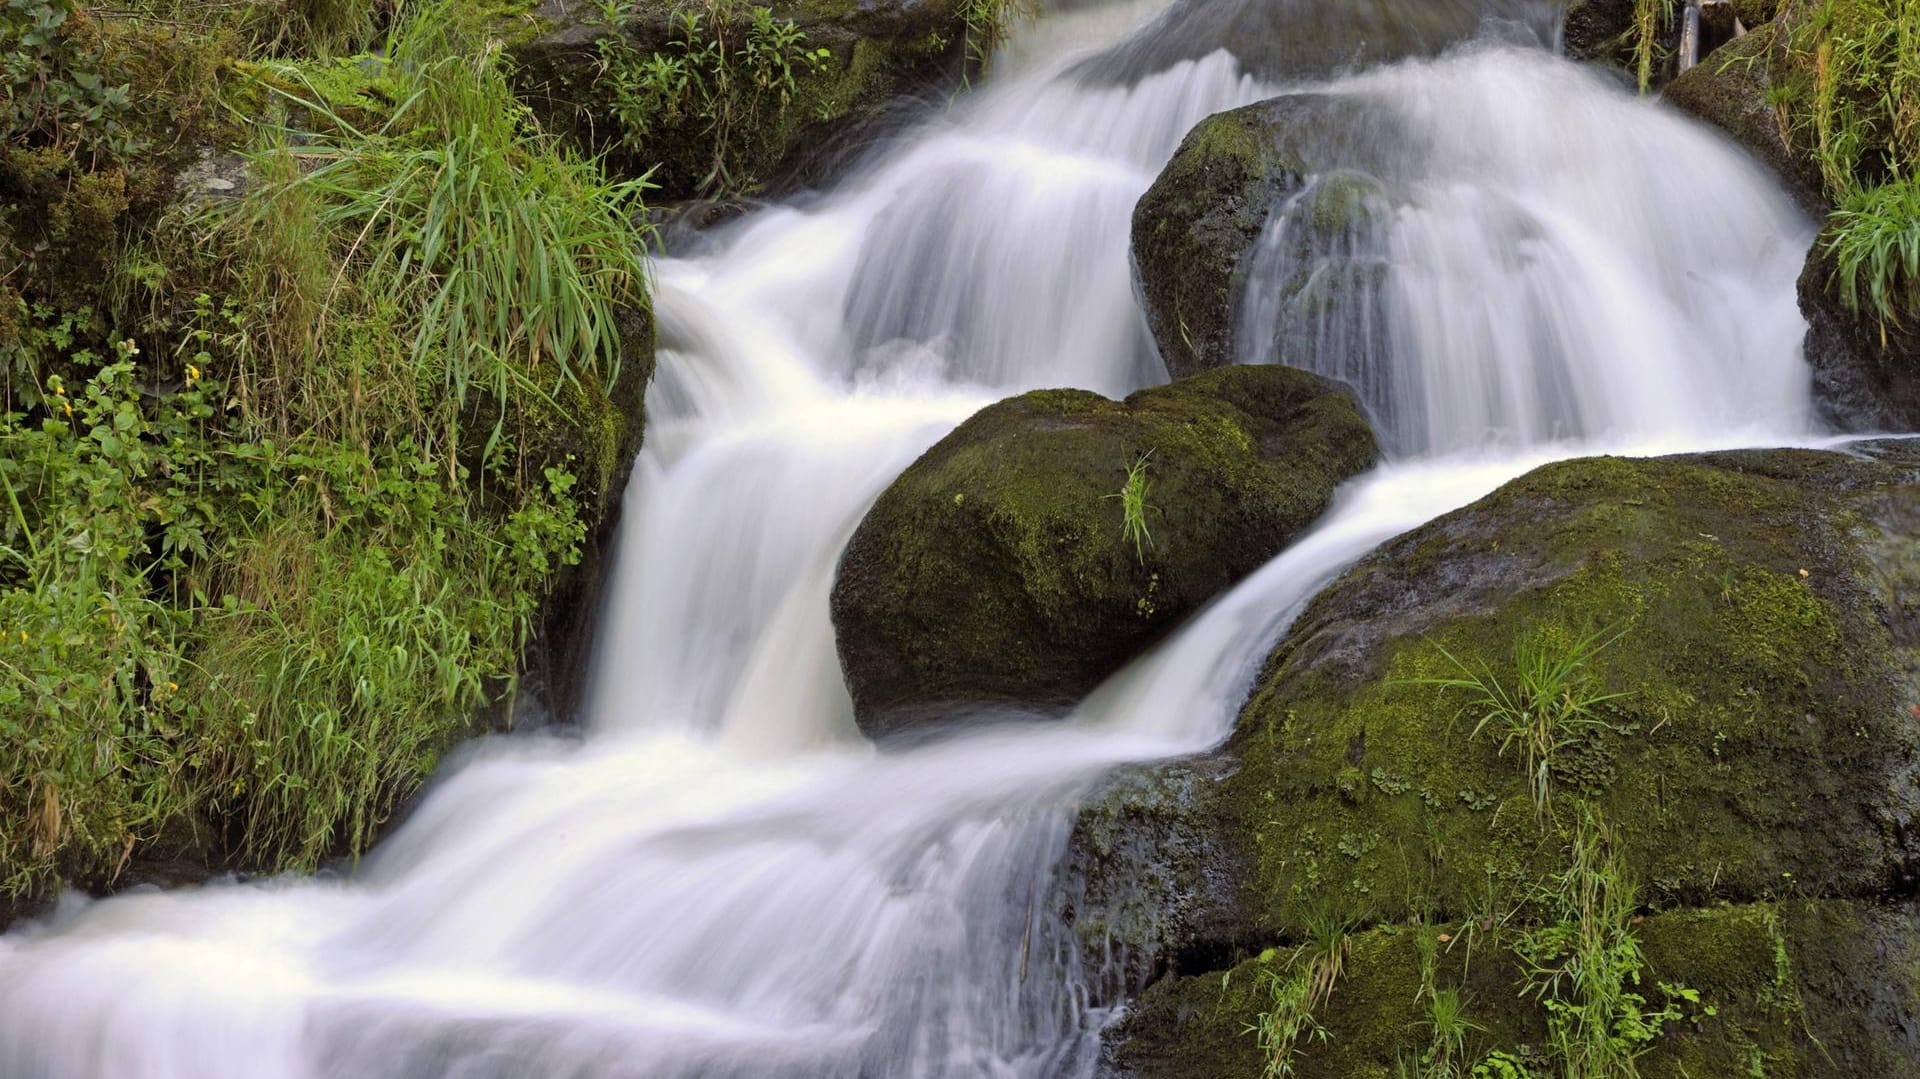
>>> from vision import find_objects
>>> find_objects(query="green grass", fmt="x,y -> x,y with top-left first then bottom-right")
1516,806 -> 1707,1079
1826,174 -> 1920,333
1780,0 -> 1920,330
1417,626 -> 1627,822
1246,963 -> 1332,1079
1107,450 -> 1156,564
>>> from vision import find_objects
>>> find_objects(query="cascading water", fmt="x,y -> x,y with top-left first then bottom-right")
1235,47 -> 1812,454
0,0 -> 1821,1075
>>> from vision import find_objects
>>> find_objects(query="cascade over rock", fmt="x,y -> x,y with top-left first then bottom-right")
829,365 -> 1379,738
1130,93 -> 1388,380
1661,16 -> 1920,431
1075,444 -> 1920,1076
1662,29 -> 1827,214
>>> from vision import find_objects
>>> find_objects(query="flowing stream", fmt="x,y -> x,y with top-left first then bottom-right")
0,1 -> 1819,1075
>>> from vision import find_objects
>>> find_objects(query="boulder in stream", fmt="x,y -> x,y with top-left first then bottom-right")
1131,93 -> 1391,380
1074,444 -> 1920,1076
830,365 -> 1379,738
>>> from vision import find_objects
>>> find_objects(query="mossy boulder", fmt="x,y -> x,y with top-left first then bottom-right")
507,0 -> 970,200
1131,94 -> 1393,379
829,365 -> 1379,737
1080,444 -> 1920,1074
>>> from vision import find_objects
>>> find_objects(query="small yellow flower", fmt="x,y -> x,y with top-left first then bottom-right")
167,681 -> 179,692
53,385 -> 64,397
185,364 -> 201,385
62,401 -> 73,417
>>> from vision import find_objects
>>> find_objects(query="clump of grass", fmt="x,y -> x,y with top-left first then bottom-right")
1779,0 -> 1920,328
1106,450 -> 1156,564
1244,905 -> 1351,1077
1826,174 -> 1920,334
240,14 -> 649,459
1419,626 -> 1627,821
1247,964 -> 1332,1079
1630,0 -> 1674,93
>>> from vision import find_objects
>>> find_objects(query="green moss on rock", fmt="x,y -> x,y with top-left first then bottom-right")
829,365 -> 1379,737
1109,899 -> 1920,1078
1089,445 -> 1920,1076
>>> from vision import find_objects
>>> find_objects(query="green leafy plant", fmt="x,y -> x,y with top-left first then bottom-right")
595,0 -> 830,194
1,0 -> 144,165
1516,805 -> 1710,1079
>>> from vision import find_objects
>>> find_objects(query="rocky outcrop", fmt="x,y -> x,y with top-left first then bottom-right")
1079,443 -> 1920,1076
507,0 -> 974,200
1798,238 -> 1920,432
829,365 -> 1379,738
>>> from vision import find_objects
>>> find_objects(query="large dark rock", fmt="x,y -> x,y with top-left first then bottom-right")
1131,94 -> 1393,380
507,0 -> 972,200
1081,444 -> 1920,1076
1799,237 -> 1920,432
829,365 -> 1379,738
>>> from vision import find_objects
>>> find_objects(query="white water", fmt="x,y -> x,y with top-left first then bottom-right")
0,2 -> 1819,1075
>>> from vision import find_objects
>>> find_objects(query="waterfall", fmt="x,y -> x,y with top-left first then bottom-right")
0,0 -> 1817,1075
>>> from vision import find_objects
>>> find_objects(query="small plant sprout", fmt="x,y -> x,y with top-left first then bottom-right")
1107,449 -> 1156,564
